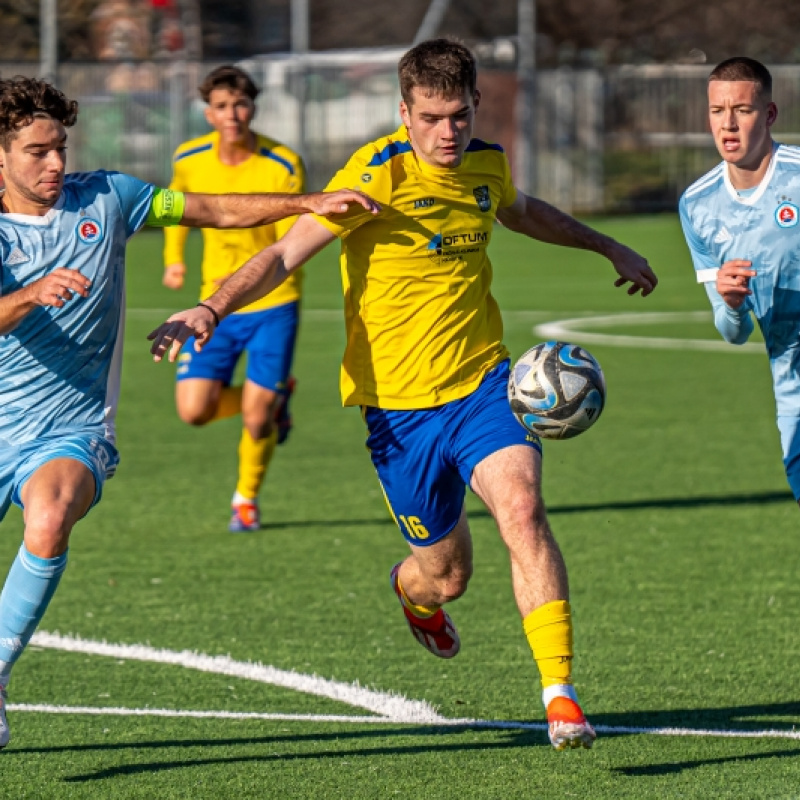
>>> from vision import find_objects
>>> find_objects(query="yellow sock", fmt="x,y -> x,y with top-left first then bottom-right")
395,573 -> 440,619
235,428 -> 277,500
211,386 -> 243,422
523,600 -> 574,689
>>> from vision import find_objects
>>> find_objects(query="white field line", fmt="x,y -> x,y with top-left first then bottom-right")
126,308 -> 343,321
535,311 -> 764,353
126,309 -> 587,324
8,703 -> 800,742
21,633 -> 800,741
126,308 -> 612,322
7,705 -> 403,724
29,632 -> 444,724
129,308 -> 764,353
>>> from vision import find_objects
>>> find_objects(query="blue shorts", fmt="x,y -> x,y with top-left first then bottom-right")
177,301 -> 299,392
776,415 -> 800,499
364,360 -> 542,546
0,427 -> 120,522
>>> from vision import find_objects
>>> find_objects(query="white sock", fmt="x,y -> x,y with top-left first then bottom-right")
542,683 -> 578,708
232,490 -> 256,506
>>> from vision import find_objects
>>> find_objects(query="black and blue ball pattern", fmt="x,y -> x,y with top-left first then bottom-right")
508,341 -> 606,439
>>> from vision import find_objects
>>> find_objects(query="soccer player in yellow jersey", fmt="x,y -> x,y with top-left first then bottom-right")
162,66 -> 306,532
150,40 -> 658,750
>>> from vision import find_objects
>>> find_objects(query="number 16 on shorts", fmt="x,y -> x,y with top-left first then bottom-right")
398,515 -> 430,541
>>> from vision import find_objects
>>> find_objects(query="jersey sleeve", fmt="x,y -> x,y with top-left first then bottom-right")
312,149 -> 387,239
497,152 -> 517,208
704,282 -> 755,345
106,172 -> 157,238
678,194 -> 720,283
679,196 -> 754,344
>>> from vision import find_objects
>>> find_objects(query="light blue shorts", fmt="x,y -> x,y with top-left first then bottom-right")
176,301 -> 299,393
0,427 -> 119,522
364,360 -> 542,546
776,415 -> 800,499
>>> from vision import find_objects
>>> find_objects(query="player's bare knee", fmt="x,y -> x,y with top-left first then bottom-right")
500,493 -> 549,534
24,509 -> 73,557
177,404 -> 215,426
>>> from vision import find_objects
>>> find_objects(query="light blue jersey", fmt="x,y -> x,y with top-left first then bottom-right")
0,170 -> 155,446
680,144 -> 800,417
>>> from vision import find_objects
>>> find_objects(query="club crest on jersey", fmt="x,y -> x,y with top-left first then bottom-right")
775,202 -> 799,228
473,185 -> 491,212
76,218 -> 103,244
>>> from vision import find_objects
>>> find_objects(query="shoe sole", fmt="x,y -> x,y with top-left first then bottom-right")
229,524 -> 260,533
549,722 -> 596,751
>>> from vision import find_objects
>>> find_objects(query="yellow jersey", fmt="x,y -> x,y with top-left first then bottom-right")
315,125 -> 516,410
164,131 -> 305,313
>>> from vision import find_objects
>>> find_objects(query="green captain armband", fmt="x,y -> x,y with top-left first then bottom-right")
146,187 -> 186,227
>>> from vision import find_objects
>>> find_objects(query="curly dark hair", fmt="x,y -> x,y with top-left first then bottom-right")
398,39 -> 477,106
198,65 -> 259,103
0,76 -> 78,148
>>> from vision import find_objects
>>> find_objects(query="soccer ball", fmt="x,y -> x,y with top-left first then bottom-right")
508,341 -> 606,439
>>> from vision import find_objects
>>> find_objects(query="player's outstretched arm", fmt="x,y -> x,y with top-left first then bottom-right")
497,190 -> 658,297
149,215 -> 336,363
180,189 -> 379,229
0,268 -> 91,335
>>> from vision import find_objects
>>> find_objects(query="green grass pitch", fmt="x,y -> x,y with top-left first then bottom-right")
2,217 -> 800,799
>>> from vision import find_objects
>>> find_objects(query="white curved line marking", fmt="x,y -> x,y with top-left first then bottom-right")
19,634 -> 800,740
30,632 -> 443,724
8,703 -> 800,741
126,308 -> 344,321
535,311 -> 764,353
8,705 -> 400,724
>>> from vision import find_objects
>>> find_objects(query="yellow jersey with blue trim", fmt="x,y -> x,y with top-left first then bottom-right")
314,126 -> 516,410
164,130 -> 305,313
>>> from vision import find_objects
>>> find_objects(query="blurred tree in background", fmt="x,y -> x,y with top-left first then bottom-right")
1,0 -> 800,65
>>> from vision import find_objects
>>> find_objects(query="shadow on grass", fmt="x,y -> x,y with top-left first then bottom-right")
613,747 -> 800,776
8,700 -> 800,782
257,490 -> 794,531
546,490 -> 795,515
593,699 -> 800,733
10,726 -> 544,781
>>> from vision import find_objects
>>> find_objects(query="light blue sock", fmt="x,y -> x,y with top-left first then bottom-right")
0,544 -> 68,685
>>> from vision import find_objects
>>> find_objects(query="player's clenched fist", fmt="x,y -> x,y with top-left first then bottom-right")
30,268 -> 91,308
162,263 -> 186,290
716,259 -> 756,309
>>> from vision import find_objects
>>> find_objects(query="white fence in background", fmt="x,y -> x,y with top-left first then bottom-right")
4,55 -> 800,213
